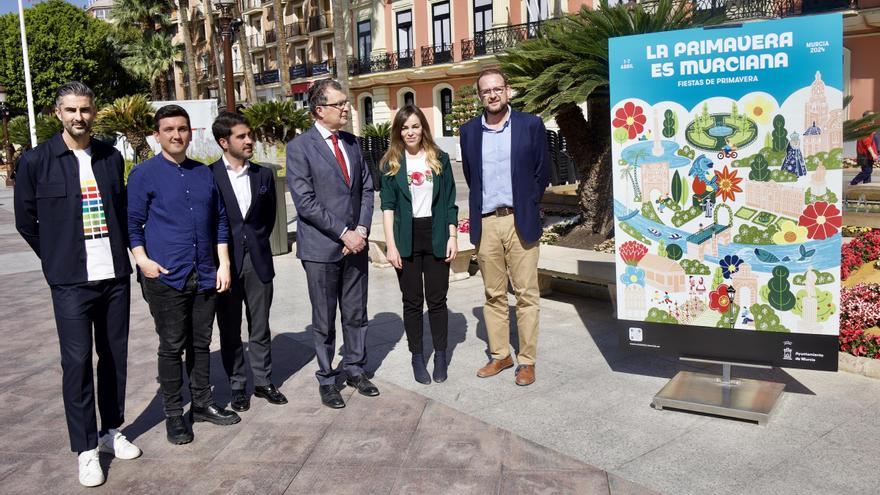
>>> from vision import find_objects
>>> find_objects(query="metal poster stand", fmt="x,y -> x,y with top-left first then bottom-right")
652,357 -> 785,425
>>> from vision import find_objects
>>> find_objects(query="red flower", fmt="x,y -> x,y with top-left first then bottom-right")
798,201 -> 841,240
411,171 -> 425,186
714,166 -> 743,203
619,241 -> 648,265
708,284 -> 733,314
612,101 -> 646,140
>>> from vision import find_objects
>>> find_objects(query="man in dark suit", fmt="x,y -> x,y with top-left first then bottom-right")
286,78 -> 379,408
460,68 -> 549,386
210,112 -> 287,412
15,81 -> 141,487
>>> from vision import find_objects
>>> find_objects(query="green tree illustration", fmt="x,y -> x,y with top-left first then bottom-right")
666,244 -> 683,261
767,265 -> 796,311
671,170 -> 683,203
749,154 -> 770,181
712,266 -> 724,290
771,115 -> 789,152
662,109 -> 677,138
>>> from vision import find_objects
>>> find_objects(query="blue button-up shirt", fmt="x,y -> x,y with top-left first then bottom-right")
481,107 -> 514,214
127,154 -> 229,291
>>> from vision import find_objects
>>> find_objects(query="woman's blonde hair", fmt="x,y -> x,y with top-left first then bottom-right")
381,105 -> 443,176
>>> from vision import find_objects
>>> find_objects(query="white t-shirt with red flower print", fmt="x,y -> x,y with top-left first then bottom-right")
406,154 -> 433,218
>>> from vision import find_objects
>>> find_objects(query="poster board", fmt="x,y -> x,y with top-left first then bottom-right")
609,14 -> 843,370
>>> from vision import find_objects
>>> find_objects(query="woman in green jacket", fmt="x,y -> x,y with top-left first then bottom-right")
380,105 -> 459,384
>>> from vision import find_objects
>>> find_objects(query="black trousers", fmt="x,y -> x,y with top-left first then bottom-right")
397,217 -> 450,355
141,273 -> 215,417
302,251 -> 369,386
852,158 -> 874,185
217,253 -> 274,390
50,276 -> 130,453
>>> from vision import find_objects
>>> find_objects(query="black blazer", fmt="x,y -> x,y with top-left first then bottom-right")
210,159 -> 277,283
14,133 -> 132,285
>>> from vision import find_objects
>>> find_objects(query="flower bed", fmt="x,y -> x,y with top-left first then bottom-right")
840,283 -> 880,358
841,229 -> 880,281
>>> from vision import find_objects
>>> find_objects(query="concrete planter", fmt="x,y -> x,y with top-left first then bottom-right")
838,351 -> 880,379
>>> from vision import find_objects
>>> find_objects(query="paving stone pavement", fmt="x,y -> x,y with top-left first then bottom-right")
4,175 -> 880,495
0,186 -> 655,494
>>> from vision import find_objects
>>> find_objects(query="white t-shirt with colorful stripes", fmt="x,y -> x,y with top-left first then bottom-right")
74,148 -> 115,281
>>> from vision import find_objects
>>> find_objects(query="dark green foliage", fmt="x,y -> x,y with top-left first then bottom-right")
749,154 -> 770,181
662,109 -> 676,138
444,85 -> 481,136
666,243 -> 683,261
671,170 -> 682,203
767,266 -> 796,311
716,303 -> 739,328
679,258 -> 710,275
771,114 -> 788,152
750,304 -> 790,332
646,308 -> 677,324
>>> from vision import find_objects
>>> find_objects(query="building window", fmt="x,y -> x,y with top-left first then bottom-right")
396,10 -> 413,66
94,8 -> 108,20
432,2 -> 451,50
358,20 -> 371,61
404,91 -> 415,107
363,97 -> 373,126
440,88 -> 453,136
474,0 -> 492,35
526,0 -> 549,23
293,92 -> 306,110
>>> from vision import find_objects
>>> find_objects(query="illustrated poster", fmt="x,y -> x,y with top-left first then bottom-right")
609,14 -> 843,339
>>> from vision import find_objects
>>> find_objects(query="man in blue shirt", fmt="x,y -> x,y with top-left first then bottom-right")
460,68 -> 549,387
128,105 -> 239,445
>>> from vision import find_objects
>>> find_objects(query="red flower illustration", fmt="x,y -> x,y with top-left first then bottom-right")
410,171 -> 425,186
713,166 -> 743,203
708,284 -> 732,314
612,101 -> 646,140
798,201 -> 841,240
619,241 -> 648,266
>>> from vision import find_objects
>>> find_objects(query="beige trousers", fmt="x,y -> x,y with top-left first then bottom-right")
476,214 -> 540,365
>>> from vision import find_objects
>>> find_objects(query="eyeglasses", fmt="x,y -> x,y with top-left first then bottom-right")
479,87 -> 507,98
321,100 -> 349,110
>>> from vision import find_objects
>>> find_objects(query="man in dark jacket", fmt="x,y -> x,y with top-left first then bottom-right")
14,82 -> 141,487
210,112 -> 287,411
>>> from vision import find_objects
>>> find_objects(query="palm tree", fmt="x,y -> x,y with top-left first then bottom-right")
122,33 -> 183,101
242,101 -> 312,144
331,0 -> 351,132
178,0 -> 198,99
204,0 -> 225,107
110,0 -> 174,31
274,0 -> 291,98
93,95 -> 156,163
843,95 -> 880,141
233,2 -> 258,104
499,0 -> 718,237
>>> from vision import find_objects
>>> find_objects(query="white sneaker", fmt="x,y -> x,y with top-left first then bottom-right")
77,448 -> 104,487
98,429 -> 142,460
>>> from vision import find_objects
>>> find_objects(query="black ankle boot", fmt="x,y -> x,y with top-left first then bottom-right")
432,351 -> 448,383
411,354 -> 431,384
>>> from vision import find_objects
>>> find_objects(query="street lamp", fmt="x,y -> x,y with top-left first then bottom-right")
214,0 -> 237,113
0,85 -> 12,185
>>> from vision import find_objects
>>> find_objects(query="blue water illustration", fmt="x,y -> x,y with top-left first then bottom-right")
620,140 -> 692,169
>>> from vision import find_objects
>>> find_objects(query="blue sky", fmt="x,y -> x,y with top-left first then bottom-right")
0,1 -> 90,16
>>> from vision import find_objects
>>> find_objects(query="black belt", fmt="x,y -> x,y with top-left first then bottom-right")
482,207 -> 514,218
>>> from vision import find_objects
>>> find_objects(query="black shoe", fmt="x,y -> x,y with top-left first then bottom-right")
411,354 -> 431,385
345,374 -> 380,397
165,415 -> 193,445
254,384 -> 288,405
319,384 -> 345,409
432,351 -> 448,383
230,390 -> 250,412
190,403 -> 241,426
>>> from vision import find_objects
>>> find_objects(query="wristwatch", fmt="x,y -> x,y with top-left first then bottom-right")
355,225 -> 368,238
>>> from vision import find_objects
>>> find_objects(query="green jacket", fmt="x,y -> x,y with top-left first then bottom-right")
379,151 -> 459,258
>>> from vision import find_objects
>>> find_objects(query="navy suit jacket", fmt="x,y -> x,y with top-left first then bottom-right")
460,110 -> 549,245
285,125 -> 374,262
210,159 -> 276,283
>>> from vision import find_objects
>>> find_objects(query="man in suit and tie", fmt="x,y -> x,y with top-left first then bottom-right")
460,68 -> 550,386
210,112 -> 288,412
286,79 -> 379,408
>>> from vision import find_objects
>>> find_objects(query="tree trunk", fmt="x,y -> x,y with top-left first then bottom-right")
554,99 -> 614,238
234,3 -> 258,104
204,0 -> 225,108
331,0 -> 351,132
179,0 -> 198,99
274,0 -> 290,98
127,133 -> 152,163
151,77 -> 162,101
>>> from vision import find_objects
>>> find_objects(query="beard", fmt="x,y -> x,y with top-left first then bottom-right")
230,146 -> 254,161
64,120 -> 91,138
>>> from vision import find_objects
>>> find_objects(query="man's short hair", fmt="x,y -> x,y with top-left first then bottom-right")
55,81 -> 95,108
212,112 -> 250,145
307,79 -> 344,116
154,104 -> 191,131
476,68 -> 508,91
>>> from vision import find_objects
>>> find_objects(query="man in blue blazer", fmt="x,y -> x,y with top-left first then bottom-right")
460,68 -> 549,386
211,112 -> 287,412
286,79 -> 379,408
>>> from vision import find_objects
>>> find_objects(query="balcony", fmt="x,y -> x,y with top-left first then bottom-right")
640,0 -> 859,22
420,43 -> 454,66
195,65 -> 215,81
254,69 -> 279,86
462,21 -> 543,60
311,60 -> 332,76
289,63 -> 307,79
287,62 -> 336,80
307,13 -> 331,33
284,21 -> 307,38
248,33 -> 264,48
240,0 -> 261,12
264,28 -> 277,44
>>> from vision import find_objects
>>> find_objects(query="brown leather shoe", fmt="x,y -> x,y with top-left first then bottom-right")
476,356 -> 514,378
515,365 -> 535,386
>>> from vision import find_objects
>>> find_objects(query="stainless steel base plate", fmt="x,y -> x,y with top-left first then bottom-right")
652,371 -> 785,425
